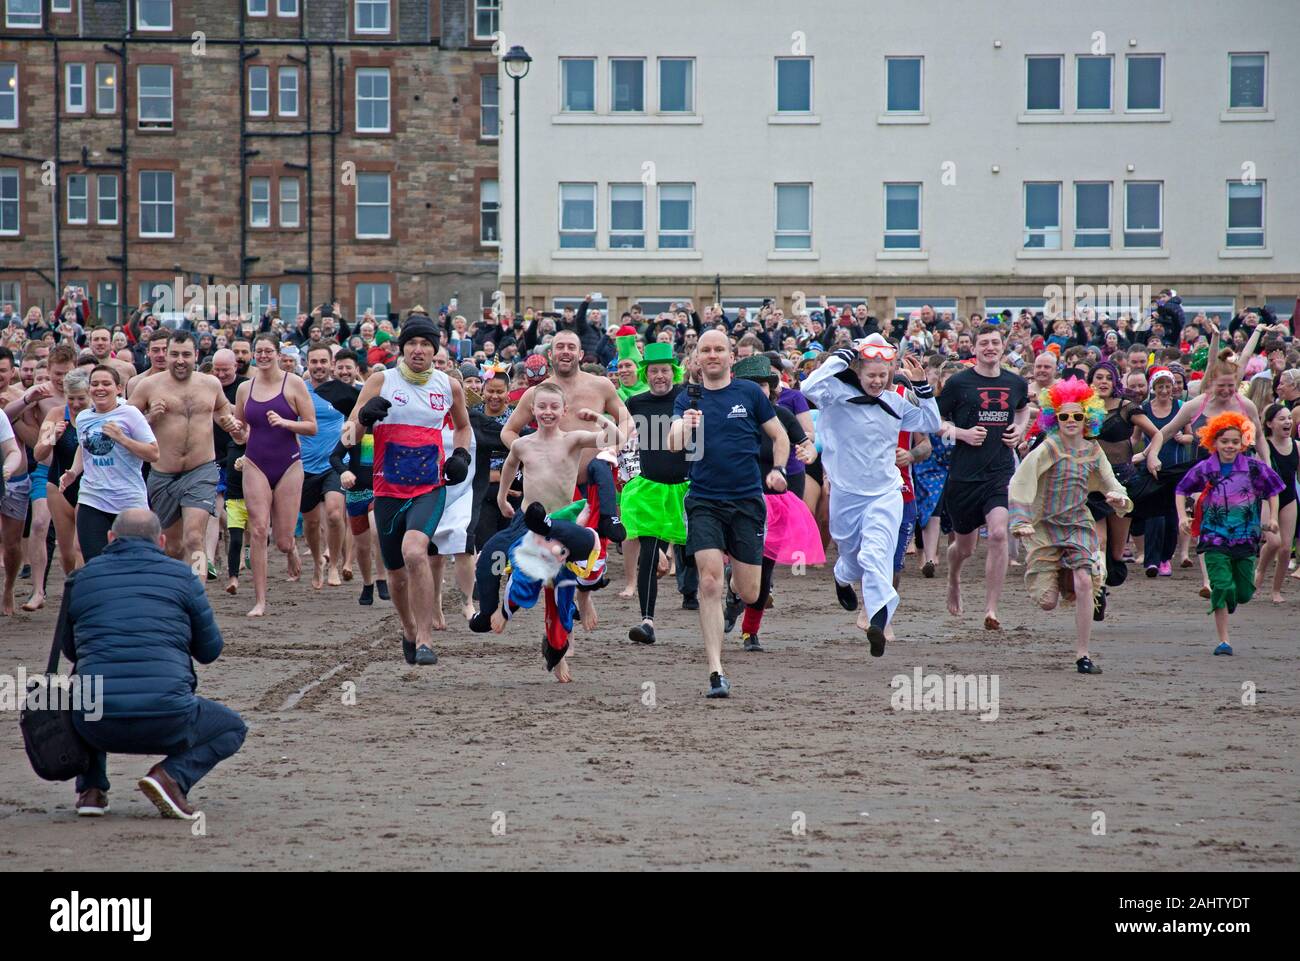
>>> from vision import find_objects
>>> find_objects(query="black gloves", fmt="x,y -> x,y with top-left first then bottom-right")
832,347 -> 857,366
357,396 -> 391,428
443,447 -> 471,485
911,381 -> 935,399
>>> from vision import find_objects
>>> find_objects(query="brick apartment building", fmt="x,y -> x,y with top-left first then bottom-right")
0,0 -> 502,325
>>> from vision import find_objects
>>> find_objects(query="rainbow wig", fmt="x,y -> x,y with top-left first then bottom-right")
1197,410 -> 1254,452
1034,376 -> 1105,438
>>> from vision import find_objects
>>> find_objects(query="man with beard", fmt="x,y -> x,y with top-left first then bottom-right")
231,337 -> 253,378
129,331 -> 240,573
127,330 -> 173,398
87,325 -> 137,386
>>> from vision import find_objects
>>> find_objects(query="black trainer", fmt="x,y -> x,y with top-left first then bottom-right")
415,644 -> 438,666
1093,586 -> 1107,622
629,622 -> 656,644
1076,655 -> 1103,674
682,592 -> 699,611
376,579 -> 390,601
401,637 -> 417,665
866,625 -> 887,658
723,589 -> 745,633
835,581 -> 859,611
706,672 -> 731,698
741,631 -> 764,652
359,584 -> 374,606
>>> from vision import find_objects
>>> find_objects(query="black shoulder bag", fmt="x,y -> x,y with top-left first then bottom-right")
19,574 -> 92,781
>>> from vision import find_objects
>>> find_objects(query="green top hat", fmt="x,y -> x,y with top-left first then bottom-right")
639,341 -> 683,383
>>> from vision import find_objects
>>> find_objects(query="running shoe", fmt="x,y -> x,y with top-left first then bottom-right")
1145,565 -> 1158,578
359,584 -> 374,606
921,559 -> 936,578
1158,562 -> 1172,576
415,644 -> 438,666
835,581 -> 859,611
76,788 -> 109,817
1076,656 -> 1103,675
681,593 -> 699,611
401,637 -> 417,665
629,622 -> 656,644
376,579 -> 390,601
866,625 -> 887,657
724,588 -> 744,633
741,631 -> 764,652
1213,642 -> 1233,656
1093,586 -> 1107,622
706,672 -> 731,698
19,564 -> 30,580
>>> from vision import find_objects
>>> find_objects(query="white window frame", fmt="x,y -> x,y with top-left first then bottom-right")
0,168 -> 18,235
1228,52 -> 1267,111
774,182 -> 812,250
96,282 -> 119,325
97,173 -> 119,225
1,63 -> 17,128
248,66 -> 270,117
1072,181 -> 1111,248
65,62 -> 86,114
355,283 -> 391,323
480,178 -> 499,246
1123,181 -> 1164,248
1025,55 -> 1063,112
1225,180 -> 1265,248
355,172 -> 391,240
5,0 -> 41,29
52,0 -> 73,11
657,57 -> 695,114
775,57 -> 813,114
136,0 -> 173,32
138,170 -> 175,238
279,177 -> 300,228
249,177 -> 271,228
609,183 -> 645,249
136,64 -> 173,129
95,63 -> 117,114
610,57 -> 646,114
657,183 -> 694,250
277,0 -> 299,17
248,0 -> 269,16
473,0 -> 500,42
561,58 -> 597,114
884,56 -> 923,114
66,174 -> 89,224
354,0 -> 390,34
278,66 -> 299,117
1023,181 -> 1062,250
883,182 -> 921,250
278,283 -> 300,320
1075,54 -> 1113,112
1125,54 -> 1164,113
355,67 -> 390,133
558,182 -> 597,249
480,73 -> 499,139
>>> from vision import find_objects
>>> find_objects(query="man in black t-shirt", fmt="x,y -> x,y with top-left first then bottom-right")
937,325 -> 1030,631
209,349 -> 247,579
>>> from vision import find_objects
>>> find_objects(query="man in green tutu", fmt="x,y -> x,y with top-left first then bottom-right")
621,342 -> 688,645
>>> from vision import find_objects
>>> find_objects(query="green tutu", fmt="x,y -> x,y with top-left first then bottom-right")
620,476 -> 688,544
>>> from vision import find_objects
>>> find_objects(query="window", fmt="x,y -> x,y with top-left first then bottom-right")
136,0 -> 172,30
278,0 -> 299,16
6,0 -> 40,28
249,66 -> 270,116
480,178 -> 499,245
280,177 -> 300,228
279,283 -> 300,319
0,169 -> 17,234
1026,56 -> 1062,111
355,283 -> 390,322
1,63 -> 18,128
658,58 -> 694,113
137,65 -> 173,129
66,175 -> 88,224
97,174 -> 118,224
610,58 -> 645,113
1073,182 -> 1111,248
95,63 -> 116,114
480,73 -> 499,138
248,0 -> 268,15
883,183 -> 920,249
139,170 -> 175,237
1023,182 -> 1061,249
279,67 -> 299,116
474,0 -> 500,41
1076,55 -> 1112,110
609,184 -> 645,249
355,68 -> 390,132
559,183 -> 596,249
355,0 -> 389,33
250,177 -> 271,227
776,57 -> 812,112
1226,181 -> 1264,247
657,183 -> 693,249
561,59 -> 596,113
1124,181 -> 1163,248
355,172 -> 390,238
1229,54 -> 1266,109
886,57 -> 922,113
97,282 -> 119,325
52,0 -> 72,10
774,183 -> 812,250
65,63 -> 86,113
1126,55 -> 1163,111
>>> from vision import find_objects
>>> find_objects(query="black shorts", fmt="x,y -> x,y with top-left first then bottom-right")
684,494 -> 766,566
941,473 -> 1012,536
373,488 -> 448,571
300,469 -> 342,514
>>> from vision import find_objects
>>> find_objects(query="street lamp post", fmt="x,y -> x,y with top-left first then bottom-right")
503,45 -> 532,317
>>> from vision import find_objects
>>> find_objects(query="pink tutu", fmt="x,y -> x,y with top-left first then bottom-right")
762,491 -> 826,565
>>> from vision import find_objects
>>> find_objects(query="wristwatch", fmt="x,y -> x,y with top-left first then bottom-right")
773,466 -> 787,477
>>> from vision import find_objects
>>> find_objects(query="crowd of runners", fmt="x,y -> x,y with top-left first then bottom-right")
2,289 -> 1299,695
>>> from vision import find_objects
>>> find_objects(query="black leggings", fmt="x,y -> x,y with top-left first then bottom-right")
76,505 -> 116,562
227,526 -> 245,578
744,556 -> 777,614
636,537 -> 671,620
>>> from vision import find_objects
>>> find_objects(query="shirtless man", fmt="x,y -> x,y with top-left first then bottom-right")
127,330 -> 172,397
474,382 -> 613,681
87,325 -> 137,386
129,331 -> 240,573
500,328 -> 631,542
231,336 -> 253,378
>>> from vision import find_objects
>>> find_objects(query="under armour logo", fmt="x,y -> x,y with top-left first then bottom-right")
978,389 -> 1010,411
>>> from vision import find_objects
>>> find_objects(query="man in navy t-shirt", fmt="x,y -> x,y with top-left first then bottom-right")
670,330 -> 788,699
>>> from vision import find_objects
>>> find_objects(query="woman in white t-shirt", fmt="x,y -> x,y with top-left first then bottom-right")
59,365 -> 159,561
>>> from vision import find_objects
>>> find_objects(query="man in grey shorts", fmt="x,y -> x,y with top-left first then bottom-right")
129,331 -> 240,577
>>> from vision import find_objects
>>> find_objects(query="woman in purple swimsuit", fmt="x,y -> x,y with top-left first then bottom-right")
234,333 -> 317,617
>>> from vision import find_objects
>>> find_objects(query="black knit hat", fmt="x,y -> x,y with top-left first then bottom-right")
397,315 -> 440,352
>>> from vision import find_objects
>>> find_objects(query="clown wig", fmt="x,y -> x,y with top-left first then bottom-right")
1197,410 -> 1254,452
1034,376 -> 1105,438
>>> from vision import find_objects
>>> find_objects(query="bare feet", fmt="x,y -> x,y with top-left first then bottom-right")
21,593 -> 45,612
247,602 -> 266,618
312,564 -> 325,591
884,624 -> 896,642
286,550 -> 302,581
554,654 -> 573,683
946,574 -> 963,616
461,601 -> 475,621
658,549 -> 672,577
855,610 -> 871,633
341,566 -> 353,581
431,610 -> 447,631
327,565 -> 342,588
225,578 -> 238,595
618,584 -> 636,598
489,609 -> 507,633
577,590 -> 598,631
1272,592 -> 1285,604
983,613 -> 1001,631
